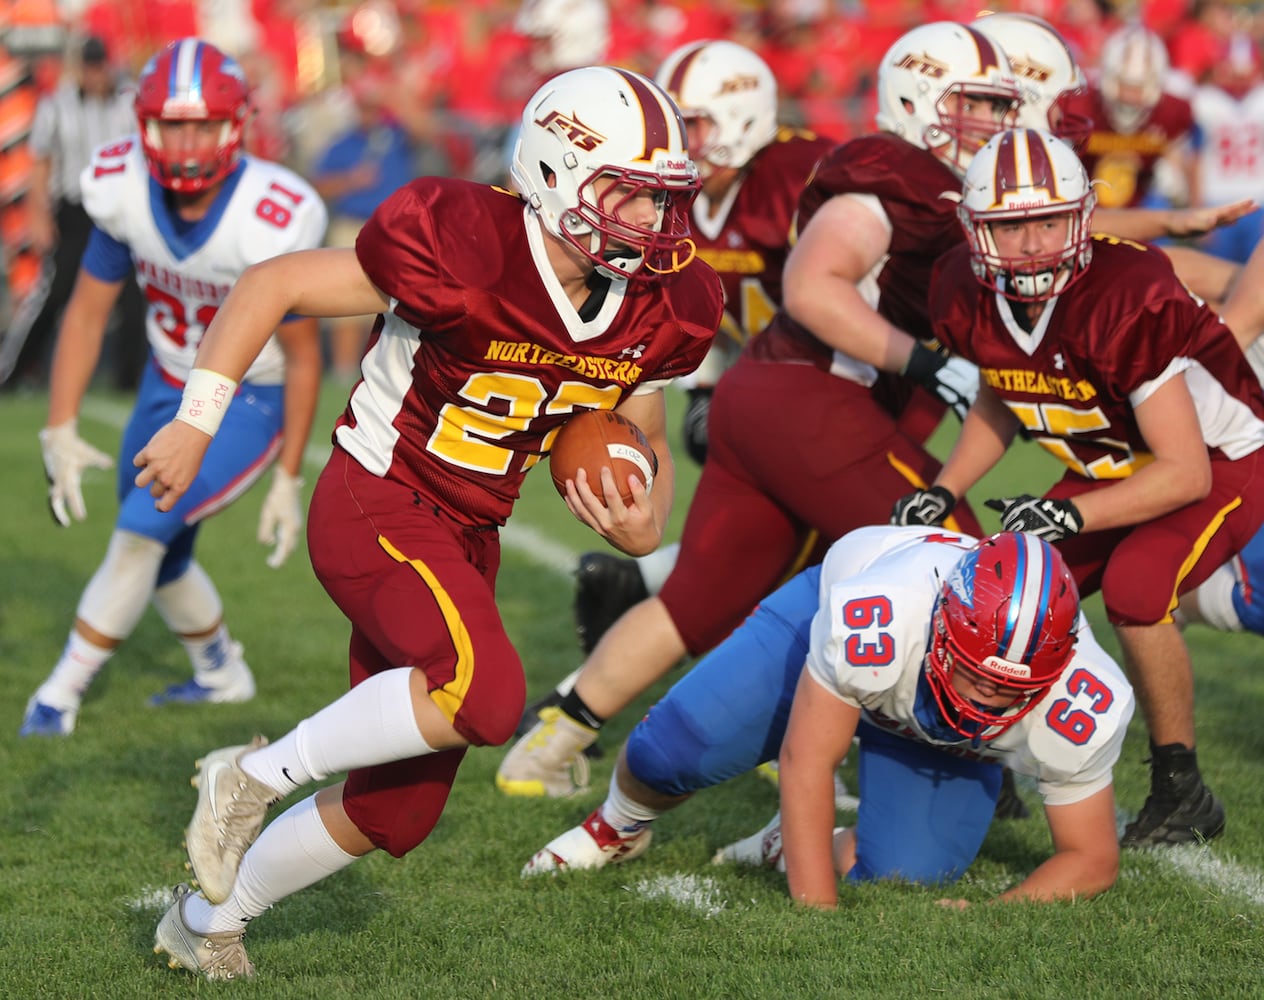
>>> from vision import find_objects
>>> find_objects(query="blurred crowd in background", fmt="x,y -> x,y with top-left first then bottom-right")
2,0 -> 1264,380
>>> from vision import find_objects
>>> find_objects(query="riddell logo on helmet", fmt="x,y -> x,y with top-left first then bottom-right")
981,656 -> 1033,681
717,74 -> 761,95
535,110 -> 606,151
896,51 -> 948,78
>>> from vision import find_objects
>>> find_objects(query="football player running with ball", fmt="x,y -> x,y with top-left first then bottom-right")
137,67 -> 722,981
20,38 -> 327,737
522,526 -> 1132,907
893,128 -> 1264,847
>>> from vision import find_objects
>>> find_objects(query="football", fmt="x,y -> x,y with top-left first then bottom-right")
550,409 -> 658,507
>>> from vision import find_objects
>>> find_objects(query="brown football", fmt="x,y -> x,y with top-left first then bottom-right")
549,409 -> 658,507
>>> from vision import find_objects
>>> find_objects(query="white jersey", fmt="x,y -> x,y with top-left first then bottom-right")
1190,83 -> 1264,206
80,136 -> 327,385
806,526 -> 1135,807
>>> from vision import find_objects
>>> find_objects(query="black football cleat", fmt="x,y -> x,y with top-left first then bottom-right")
1121,744 -> 1226,848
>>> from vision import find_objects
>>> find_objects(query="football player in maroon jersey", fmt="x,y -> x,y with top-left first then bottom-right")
135,66 -> 723,981
893,128 -> 1264,849
497,22 -> 1017,802
560,40 -> 835,684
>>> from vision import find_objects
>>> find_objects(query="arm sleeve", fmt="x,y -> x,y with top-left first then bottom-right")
80,225 -> 134,283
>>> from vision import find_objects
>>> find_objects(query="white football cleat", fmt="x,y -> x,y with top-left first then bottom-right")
522,807 -> 653,876
154,883 -> 254,981
18,697 -> 77,737
184,736 -> 278,904
713,812 -> 785,871
495,706 -> 596,798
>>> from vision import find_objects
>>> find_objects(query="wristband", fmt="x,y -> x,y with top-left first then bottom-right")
175,368 -> 238,437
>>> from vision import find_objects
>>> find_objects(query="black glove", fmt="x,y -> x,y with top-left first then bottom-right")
903,342 -> 977,422
891,486 -> 956,526
985,495 -> 1084,542
681,388 -> 711,466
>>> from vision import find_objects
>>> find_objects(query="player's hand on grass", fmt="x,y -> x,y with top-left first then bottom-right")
132,420 -> 213,512
39,421 -> 114,527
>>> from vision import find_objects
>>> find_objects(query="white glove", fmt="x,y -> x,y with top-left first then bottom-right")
257,466 -> 304,569
903,343 -> 979,422
38,421 -> 114,527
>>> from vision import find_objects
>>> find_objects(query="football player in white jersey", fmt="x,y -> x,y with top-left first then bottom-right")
21,38 -> 327,737
522,527 -> 1133,906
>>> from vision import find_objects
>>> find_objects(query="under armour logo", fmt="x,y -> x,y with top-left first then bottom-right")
620,344 -> 646,359
1053,353 -> 1066,370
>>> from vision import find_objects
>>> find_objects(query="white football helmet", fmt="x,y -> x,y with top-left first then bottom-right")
876,21 -> 1021,177
1099,24 -> 1168,134
654,39 -> 778,176
510,66 -> 699,281
515,0 -> 610,73
958,129 -> 1096,302
972,12 -> 1091,150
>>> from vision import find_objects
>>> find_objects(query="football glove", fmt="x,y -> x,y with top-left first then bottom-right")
681,388 -> 711,466
985,495 -> 1084,542
891,485 -> 956,526
38,421 -> 114,527
257,466 -> 304,569
903,343 -> 978,422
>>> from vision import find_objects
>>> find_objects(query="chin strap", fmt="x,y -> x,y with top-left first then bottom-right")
644,237 -> 697,275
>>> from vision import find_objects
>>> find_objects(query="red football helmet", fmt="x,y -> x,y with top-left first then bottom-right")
135,38 -> 252,193
926,531 -> 1080,740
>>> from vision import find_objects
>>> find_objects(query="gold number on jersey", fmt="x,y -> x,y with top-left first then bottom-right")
429,372 -> 621,474
1006,400 -> 1142,479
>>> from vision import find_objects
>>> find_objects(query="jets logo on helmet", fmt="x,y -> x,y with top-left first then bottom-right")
510,66 -> 699,281
958,128 -> 1097,302
135,37 -> 252,193
876,22 -> 1021,177
926,531 -> 1080,740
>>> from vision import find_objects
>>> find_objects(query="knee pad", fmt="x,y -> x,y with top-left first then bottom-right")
152,561 -> 224,635
77,530 -> 167,640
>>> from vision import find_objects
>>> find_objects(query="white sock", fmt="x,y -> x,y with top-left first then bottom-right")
242,668 -> 434,793
180,623 -> 248,686
187,794 -> 357,934
35,631 -> 115,710
1186,563 -> 1244,632
601,773 -> 663,835
635,541 -> 679,596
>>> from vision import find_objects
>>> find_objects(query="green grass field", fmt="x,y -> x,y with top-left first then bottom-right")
2,384 -> 1263,999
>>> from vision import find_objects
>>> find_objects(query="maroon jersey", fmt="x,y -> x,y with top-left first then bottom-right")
691,128 -> 832,347
750,132 -> 965,375
1070,87 -> 1194,208
339,177 -> 723,526
931,236 -> 1264,477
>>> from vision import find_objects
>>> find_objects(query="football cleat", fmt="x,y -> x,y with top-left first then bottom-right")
184,736 -> 278,904
154,883 -> 255,981
712,812 -> 785,871
18,698 -> 77,738
522,807 -> 653,876
574,551 -> 649,654
1121,776 -> 1226,848
496,707 -> 595,798
150,641 -> 256,706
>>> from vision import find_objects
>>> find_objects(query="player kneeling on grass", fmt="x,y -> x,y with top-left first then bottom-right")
523,526 -> 1133,907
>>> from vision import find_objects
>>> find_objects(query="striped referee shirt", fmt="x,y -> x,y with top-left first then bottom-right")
28,80 -> 136,205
